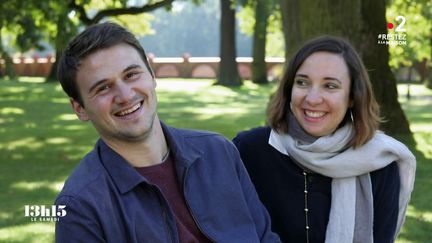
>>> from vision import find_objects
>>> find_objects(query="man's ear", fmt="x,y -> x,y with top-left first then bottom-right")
152,76 -> 157,88
70,98 -> 89,121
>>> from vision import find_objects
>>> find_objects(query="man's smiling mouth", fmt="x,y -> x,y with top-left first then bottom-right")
115,101 -> 143,117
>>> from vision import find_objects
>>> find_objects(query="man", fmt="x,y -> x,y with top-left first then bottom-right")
54,22 -> 280,243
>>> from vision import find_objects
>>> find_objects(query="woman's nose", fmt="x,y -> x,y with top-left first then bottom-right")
305,88 -> 323,105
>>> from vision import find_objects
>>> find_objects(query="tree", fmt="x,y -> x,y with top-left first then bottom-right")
250,0 -> 274,84
45,0 -> 176,82
68,0 -> 175,26
359,0 -> 411,135
0,1 -> 51,79
279,0 -> 411,136
45,1 -> 78,82
387,0 -> 432,89
0,1 -> 22,79
0,28 -> 15,79
279,0 -> 300,59
238,0 -> 281,84
217,0 -> 241,86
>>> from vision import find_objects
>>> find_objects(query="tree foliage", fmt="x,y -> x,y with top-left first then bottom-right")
46,0 -> 176,81
3,0 -> 247,87
0,0 -> 53,78
45,1 -> 79,82
68,0 -> 175,26
387,0 -> 432,87
237,2 -> 284,57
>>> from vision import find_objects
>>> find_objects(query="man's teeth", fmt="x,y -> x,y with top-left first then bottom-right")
305,110 -> 325,118
118,103 -> 141,116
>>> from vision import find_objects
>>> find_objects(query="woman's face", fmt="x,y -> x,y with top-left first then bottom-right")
291,51 -> 352,137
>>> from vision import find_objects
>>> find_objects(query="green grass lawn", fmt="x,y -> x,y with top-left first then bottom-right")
0,78 -> 430,242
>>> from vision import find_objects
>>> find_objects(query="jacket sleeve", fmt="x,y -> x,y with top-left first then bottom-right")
228,141 -> 281,243
55,196 -> 105,243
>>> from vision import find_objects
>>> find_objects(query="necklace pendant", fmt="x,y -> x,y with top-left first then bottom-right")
303,170 -> 310,243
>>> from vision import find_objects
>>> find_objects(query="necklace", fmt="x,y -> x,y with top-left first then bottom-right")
161,148 -> 170,163
303,171 -> 310,243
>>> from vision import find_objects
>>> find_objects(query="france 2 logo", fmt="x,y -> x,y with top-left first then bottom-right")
387,16 -> 406,32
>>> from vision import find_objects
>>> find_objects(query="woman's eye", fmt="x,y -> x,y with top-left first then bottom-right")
295,79 -> 307,86
326,83 -> 339,89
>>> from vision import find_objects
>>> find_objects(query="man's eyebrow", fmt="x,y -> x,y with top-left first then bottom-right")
123,64 -> 142,73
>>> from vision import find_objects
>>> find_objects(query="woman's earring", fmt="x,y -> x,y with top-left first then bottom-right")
290,102 -> 293,111
350,109 -> 354,124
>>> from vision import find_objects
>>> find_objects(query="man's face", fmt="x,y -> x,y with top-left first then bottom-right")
71,43 -> 158,144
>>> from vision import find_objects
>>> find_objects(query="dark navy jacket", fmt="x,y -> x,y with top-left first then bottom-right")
55,123 -> 280,243
233,126 -> 400,243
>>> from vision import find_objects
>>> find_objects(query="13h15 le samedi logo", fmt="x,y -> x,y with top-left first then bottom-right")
24,205 -> 66,222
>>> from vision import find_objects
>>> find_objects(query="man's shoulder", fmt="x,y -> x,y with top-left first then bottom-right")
56,148 -> 104,200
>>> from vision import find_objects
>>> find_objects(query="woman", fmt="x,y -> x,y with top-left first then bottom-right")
233,36 -> 416,243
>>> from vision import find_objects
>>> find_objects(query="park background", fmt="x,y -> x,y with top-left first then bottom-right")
0,0 -> 431,242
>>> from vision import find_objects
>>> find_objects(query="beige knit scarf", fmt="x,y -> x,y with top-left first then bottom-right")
269,123 -> 416,243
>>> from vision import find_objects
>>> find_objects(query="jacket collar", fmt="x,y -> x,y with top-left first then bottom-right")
96,122 -> 202,194
160,122 -> 202,168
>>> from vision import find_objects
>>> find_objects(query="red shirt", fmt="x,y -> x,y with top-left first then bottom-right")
136,154 -> 211,243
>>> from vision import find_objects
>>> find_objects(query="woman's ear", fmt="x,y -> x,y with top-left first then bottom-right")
70,98 -> 89,121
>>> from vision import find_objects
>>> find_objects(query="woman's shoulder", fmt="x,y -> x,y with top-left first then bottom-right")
234,126 -> 271,140
233,126 -> 271,146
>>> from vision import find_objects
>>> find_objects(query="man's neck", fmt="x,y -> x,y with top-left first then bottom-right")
102,121 -> 169,167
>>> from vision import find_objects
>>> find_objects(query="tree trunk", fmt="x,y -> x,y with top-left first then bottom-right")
280,0 -> 411,136
279,0 -> 300,59
413,59 -> 427,83
46,49 -> 61,82
251,0 -> 270,84
0,28 -> 16,79
46,7 -> 76,82
358,0 -> 411,135
281,0 -> 361,56
406,66 -> 412,99
427,69 -> 432,89
217,0 -> 241,86
427,27 -> 432,89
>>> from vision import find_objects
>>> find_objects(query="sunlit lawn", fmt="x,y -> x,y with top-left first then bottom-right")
0,77 -> 430,242
395,84 -> 432,243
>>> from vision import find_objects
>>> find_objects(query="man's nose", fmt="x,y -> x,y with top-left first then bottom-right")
114,81 -> 135,103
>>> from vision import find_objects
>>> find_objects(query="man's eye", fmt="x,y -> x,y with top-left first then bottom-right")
126,72 -> 139,79
97,85 -> 110,92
